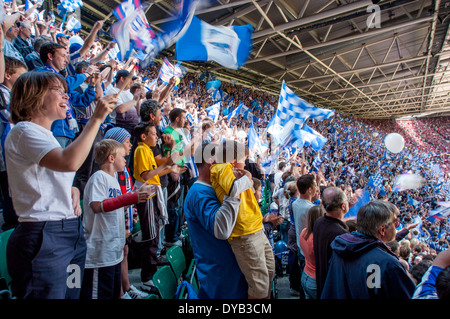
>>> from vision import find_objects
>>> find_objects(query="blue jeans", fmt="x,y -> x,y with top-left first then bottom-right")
7,217 -> 86,299
301,270 -> 317,299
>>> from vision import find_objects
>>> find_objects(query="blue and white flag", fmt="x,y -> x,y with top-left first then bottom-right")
206,102 -> 221,123
158,57 -> 183,83
273,120 -> 305,149
268,81 -> 334,137
113,0 -> 141,20
227,102 -> 243,121
345,188 -> 371,219
111,1 -> 155,57
140,0 -> 199,69
210,88 -> 222,102
368,171 -> 383,190
248,121 -> 262,151
206,80 -> 221,91
407,194 -> 420,207
427,206 -> 450,223
311,153 -> 323,172
148,79 -> 158,91
175,16 -> 253,70
60,0 -> 83,13
110,13 -> 134,61
65,15 -> 81,32
299,124 -> 328,151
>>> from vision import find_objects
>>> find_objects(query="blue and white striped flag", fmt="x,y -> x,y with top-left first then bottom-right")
368,171 -> 383,190
175,15 -> 253,70
311,153 -> 323,172
268,81 -> 334,137
60,0 -> 83,13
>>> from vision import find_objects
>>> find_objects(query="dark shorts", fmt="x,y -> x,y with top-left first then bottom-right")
80,263 -> 122,299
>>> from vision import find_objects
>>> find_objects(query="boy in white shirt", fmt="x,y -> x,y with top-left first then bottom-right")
81,139 -> 154,299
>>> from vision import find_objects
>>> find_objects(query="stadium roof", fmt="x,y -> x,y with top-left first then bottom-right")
57,0 -> 450,119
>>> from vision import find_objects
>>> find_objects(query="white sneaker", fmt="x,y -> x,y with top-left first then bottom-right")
127,285 -> 150,299
165,239 -> 183,247
121,292 -> 132,299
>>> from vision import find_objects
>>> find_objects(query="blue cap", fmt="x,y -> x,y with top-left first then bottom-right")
104,127 -> 131,144
69,43 -> 82,54
56,33 -> 70,39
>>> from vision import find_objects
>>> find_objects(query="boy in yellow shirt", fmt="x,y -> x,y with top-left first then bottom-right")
132,122 -> 181,291
210,140 -> 275,299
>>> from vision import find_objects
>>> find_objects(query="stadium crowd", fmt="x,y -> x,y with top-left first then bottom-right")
0,0 -> 449,300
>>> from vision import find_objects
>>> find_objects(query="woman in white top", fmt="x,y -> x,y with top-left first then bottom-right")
4,71 -> 117,299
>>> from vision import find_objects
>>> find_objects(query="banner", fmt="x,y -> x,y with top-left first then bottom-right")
175,15 -> 253,70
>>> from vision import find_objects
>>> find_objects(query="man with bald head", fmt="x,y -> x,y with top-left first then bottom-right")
313,187 -> 350,299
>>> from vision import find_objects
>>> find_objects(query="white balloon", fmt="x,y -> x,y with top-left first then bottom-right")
384,133 -> 405,153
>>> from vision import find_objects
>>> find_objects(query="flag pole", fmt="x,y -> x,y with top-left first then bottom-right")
104,11 -> 114,22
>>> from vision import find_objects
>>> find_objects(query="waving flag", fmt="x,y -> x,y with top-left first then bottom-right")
368,171 -> 383,190
345,188 -> 371,219
210,88 -> 222,102
175,15 -> 253,70
299,124 -> 328,151
427,207 -> 450,223
113,0 -> 141,20
206,102 -> 221,123
110,13 -> 134,61
60,0 -> 83,12
248,121 -> 262,151
139,0 -> 199,69
311,153 -> 323,172
227,102 -> 243,122
65,15 -> 81,32
393,173 -> 425,192
268,81 -> 334,137
110,1 -> 155,61
206,80 -> 221,91
159,57 -> 177,83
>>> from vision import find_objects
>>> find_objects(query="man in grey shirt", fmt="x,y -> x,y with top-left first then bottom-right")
292,174 -> 318,248
291,174 -> 318,297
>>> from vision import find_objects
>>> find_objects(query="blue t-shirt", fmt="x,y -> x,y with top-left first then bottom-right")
184,181 -> 247,299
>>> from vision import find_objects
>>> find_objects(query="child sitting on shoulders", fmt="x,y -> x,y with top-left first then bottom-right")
210,140 -> 275,299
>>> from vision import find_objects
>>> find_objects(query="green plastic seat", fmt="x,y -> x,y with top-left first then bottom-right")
166,245 -> 186,281
152,265 -> 178,299
0,229 -> 14,287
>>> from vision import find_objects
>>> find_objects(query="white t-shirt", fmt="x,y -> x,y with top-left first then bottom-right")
83,170 -> 125,268
5,121 -> 76,222
104,86 -> 134,124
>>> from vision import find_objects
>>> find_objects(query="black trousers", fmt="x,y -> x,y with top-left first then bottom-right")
136,196 -> 160,282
